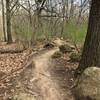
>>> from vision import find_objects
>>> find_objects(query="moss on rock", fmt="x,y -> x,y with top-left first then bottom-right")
59,44 -> 73,53
52,51 -> 62,58
70,52 -> 81,62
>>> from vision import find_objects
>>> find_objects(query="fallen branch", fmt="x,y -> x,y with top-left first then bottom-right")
0,49 -> 25,54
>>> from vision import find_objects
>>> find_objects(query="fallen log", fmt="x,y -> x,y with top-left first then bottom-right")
0,49 -> 25,54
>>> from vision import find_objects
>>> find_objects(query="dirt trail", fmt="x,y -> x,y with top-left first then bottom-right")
33,48 -> 63,100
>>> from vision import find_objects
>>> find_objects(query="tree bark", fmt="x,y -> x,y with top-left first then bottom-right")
76,0 -> 100,74
6,0 -> 13,43
70,0 -> 74,18
1,0 -> 7,41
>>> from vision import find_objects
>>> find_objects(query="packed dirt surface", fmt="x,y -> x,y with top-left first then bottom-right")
32,48 -> 75,100
33,48 -> 63,100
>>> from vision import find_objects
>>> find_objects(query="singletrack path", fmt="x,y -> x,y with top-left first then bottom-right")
33,48 -> 63,100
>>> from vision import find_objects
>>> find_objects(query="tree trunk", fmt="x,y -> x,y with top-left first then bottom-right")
70,0 -> 74,18
1,0 -> 6,41
6,0 -> 13,43
76,0 -> 100,74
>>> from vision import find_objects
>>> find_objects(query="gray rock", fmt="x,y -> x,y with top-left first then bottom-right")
74,67 -> 100,100
59,44 -> 73,53
70,52 -> 81,62
43,42 -> 55,49
52,51 -> 62,58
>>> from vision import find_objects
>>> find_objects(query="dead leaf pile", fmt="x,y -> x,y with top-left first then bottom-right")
0,42 -> 24,52
0,50 -> 32,75
0,43 -> 35,99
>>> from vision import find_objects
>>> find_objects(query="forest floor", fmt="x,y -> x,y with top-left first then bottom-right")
0,38 -> 79,100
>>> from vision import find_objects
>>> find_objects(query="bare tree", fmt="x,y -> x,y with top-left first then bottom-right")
76,0 -> 100,75
6,0 -> 13,43
1,0 -> 6,41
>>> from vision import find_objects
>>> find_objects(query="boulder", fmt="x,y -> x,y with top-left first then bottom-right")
70,52 -> 81,62
74,67 -> 100,100
59,44 -> 73,53
53,38 -> 66,46
52,51 -> 62,58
